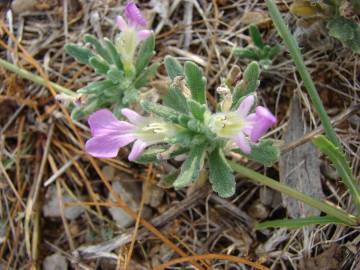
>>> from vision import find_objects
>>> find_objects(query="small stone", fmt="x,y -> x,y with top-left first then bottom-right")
102,165 -> 115,180
248,201 -> 269,220
143,183 -> 164,208
43,253 -> 68,270
108,179 -> 140,228
11,0 -> 37,14
43,186 -> 85,220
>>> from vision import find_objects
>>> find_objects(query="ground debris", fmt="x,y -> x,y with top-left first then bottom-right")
299,245 -> 344,270
42,253 -> 68,270
280,95 -> 324,218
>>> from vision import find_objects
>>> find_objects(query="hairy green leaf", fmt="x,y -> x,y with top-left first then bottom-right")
77,80 -> 116,94
327,16 -> 357,42
84,34 -> 112,63
234,139 -> 280,167
164,55 -> 183,80
184,61 -> 207,104
208,147 -> 235,198
65,44 -> 93,65
173,143 -> 207,188
250,24 -> 265,49
103,38 -> 123,70
134,62 -> 160,88
136,33 -> 155,75
89,56 -> 110,74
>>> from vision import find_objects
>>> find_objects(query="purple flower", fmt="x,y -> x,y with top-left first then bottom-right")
208,95 -> 276,154
85,109 -> 182,161
116,2 -> 152,43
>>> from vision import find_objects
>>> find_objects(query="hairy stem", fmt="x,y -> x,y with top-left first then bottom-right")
0,57 -> 74,96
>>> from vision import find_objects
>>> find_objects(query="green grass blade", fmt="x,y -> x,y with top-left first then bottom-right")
256,216 -> 347,230
313,135 -> 360,214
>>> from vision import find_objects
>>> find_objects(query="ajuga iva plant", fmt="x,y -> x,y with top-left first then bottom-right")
233,24 -> 282,69
64,2 -> 159,120
85,56 -> 279,198
290,0 -> 360,53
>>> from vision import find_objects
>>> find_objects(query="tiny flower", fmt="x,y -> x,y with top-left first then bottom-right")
115,2 -> 152,70
116,2 -> 152,42
208,95 -> 276,154
85,109 -> 182,161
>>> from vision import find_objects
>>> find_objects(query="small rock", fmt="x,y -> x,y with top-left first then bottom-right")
248,200 -> 269,220
108,178 -> 140,228
11,0 -> 37,13
43,186 -> 85,220
260,186 -> 282,209
43,253 -> 68,270
102,165 -> 115,180
143,183 -> 164,208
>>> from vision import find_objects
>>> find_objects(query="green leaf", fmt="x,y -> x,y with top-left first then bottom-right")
232,61 -> 260,108
208,147 -> 235,198
256,216 -> 346,230
134,62 -> 160,88
163,85 -> 189,113
187,100 -> 207,122
249,24 -> 265,49
158,171 -> 179,189
106,66 -> 124,83
77,80 -> 116,94
65,44 -> 94,65
350,0 -> 360,14
103,38 -> 123,70
136,145 -> 188,164
312,135 -> 360,214
327,16 -> 357,42
267,44 -> 282,59
164,55 -> 184,80
345,29 -> 360,54
136,33 -> 155,75
233,48 -> 259,60
89,56 -> 110,74
84,34 -> 112,63
173,143 -> 207,188
184,61 -> 207,104
141,101 -> 180,123
234,139 -> 280,167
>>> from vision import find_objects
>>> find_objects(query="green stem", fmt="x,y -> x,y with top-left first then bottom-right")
229,161 -> 358,225
0,57 -> 74,96
266,0 -> 340,149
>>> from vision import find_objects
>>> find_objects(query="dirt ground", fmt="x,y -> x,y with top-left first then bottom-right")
0,0 -> 359,269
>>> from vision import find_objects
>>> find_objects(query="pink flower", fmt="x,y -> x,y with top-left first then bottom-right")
116,2 -> 152,43
85,109 -> 182,161
208,95 -> 276,154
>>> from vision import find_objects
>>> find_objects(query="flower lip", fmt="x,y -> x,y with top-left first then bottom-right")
256,106 -> 277,124
124,2 -> 147,28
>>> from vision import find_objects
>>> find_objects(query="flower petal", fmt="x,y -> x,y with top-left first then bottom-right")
137,30 -> 152,41
125,2 -> 147,28
121,108 -> 145,125
128,140 -> 148,161
85,134 -> 136,158
88,109 -> 135,136
237,95 -> 255,117
116,15 -> 127,31
250,106 -> 277,142
233,132 -> 251,154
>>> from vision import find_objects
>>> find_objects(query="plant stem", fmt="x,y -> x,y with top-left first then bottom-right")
266,0 -> 340,149
229,161 -> 358,225
0,57 -> 74,96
